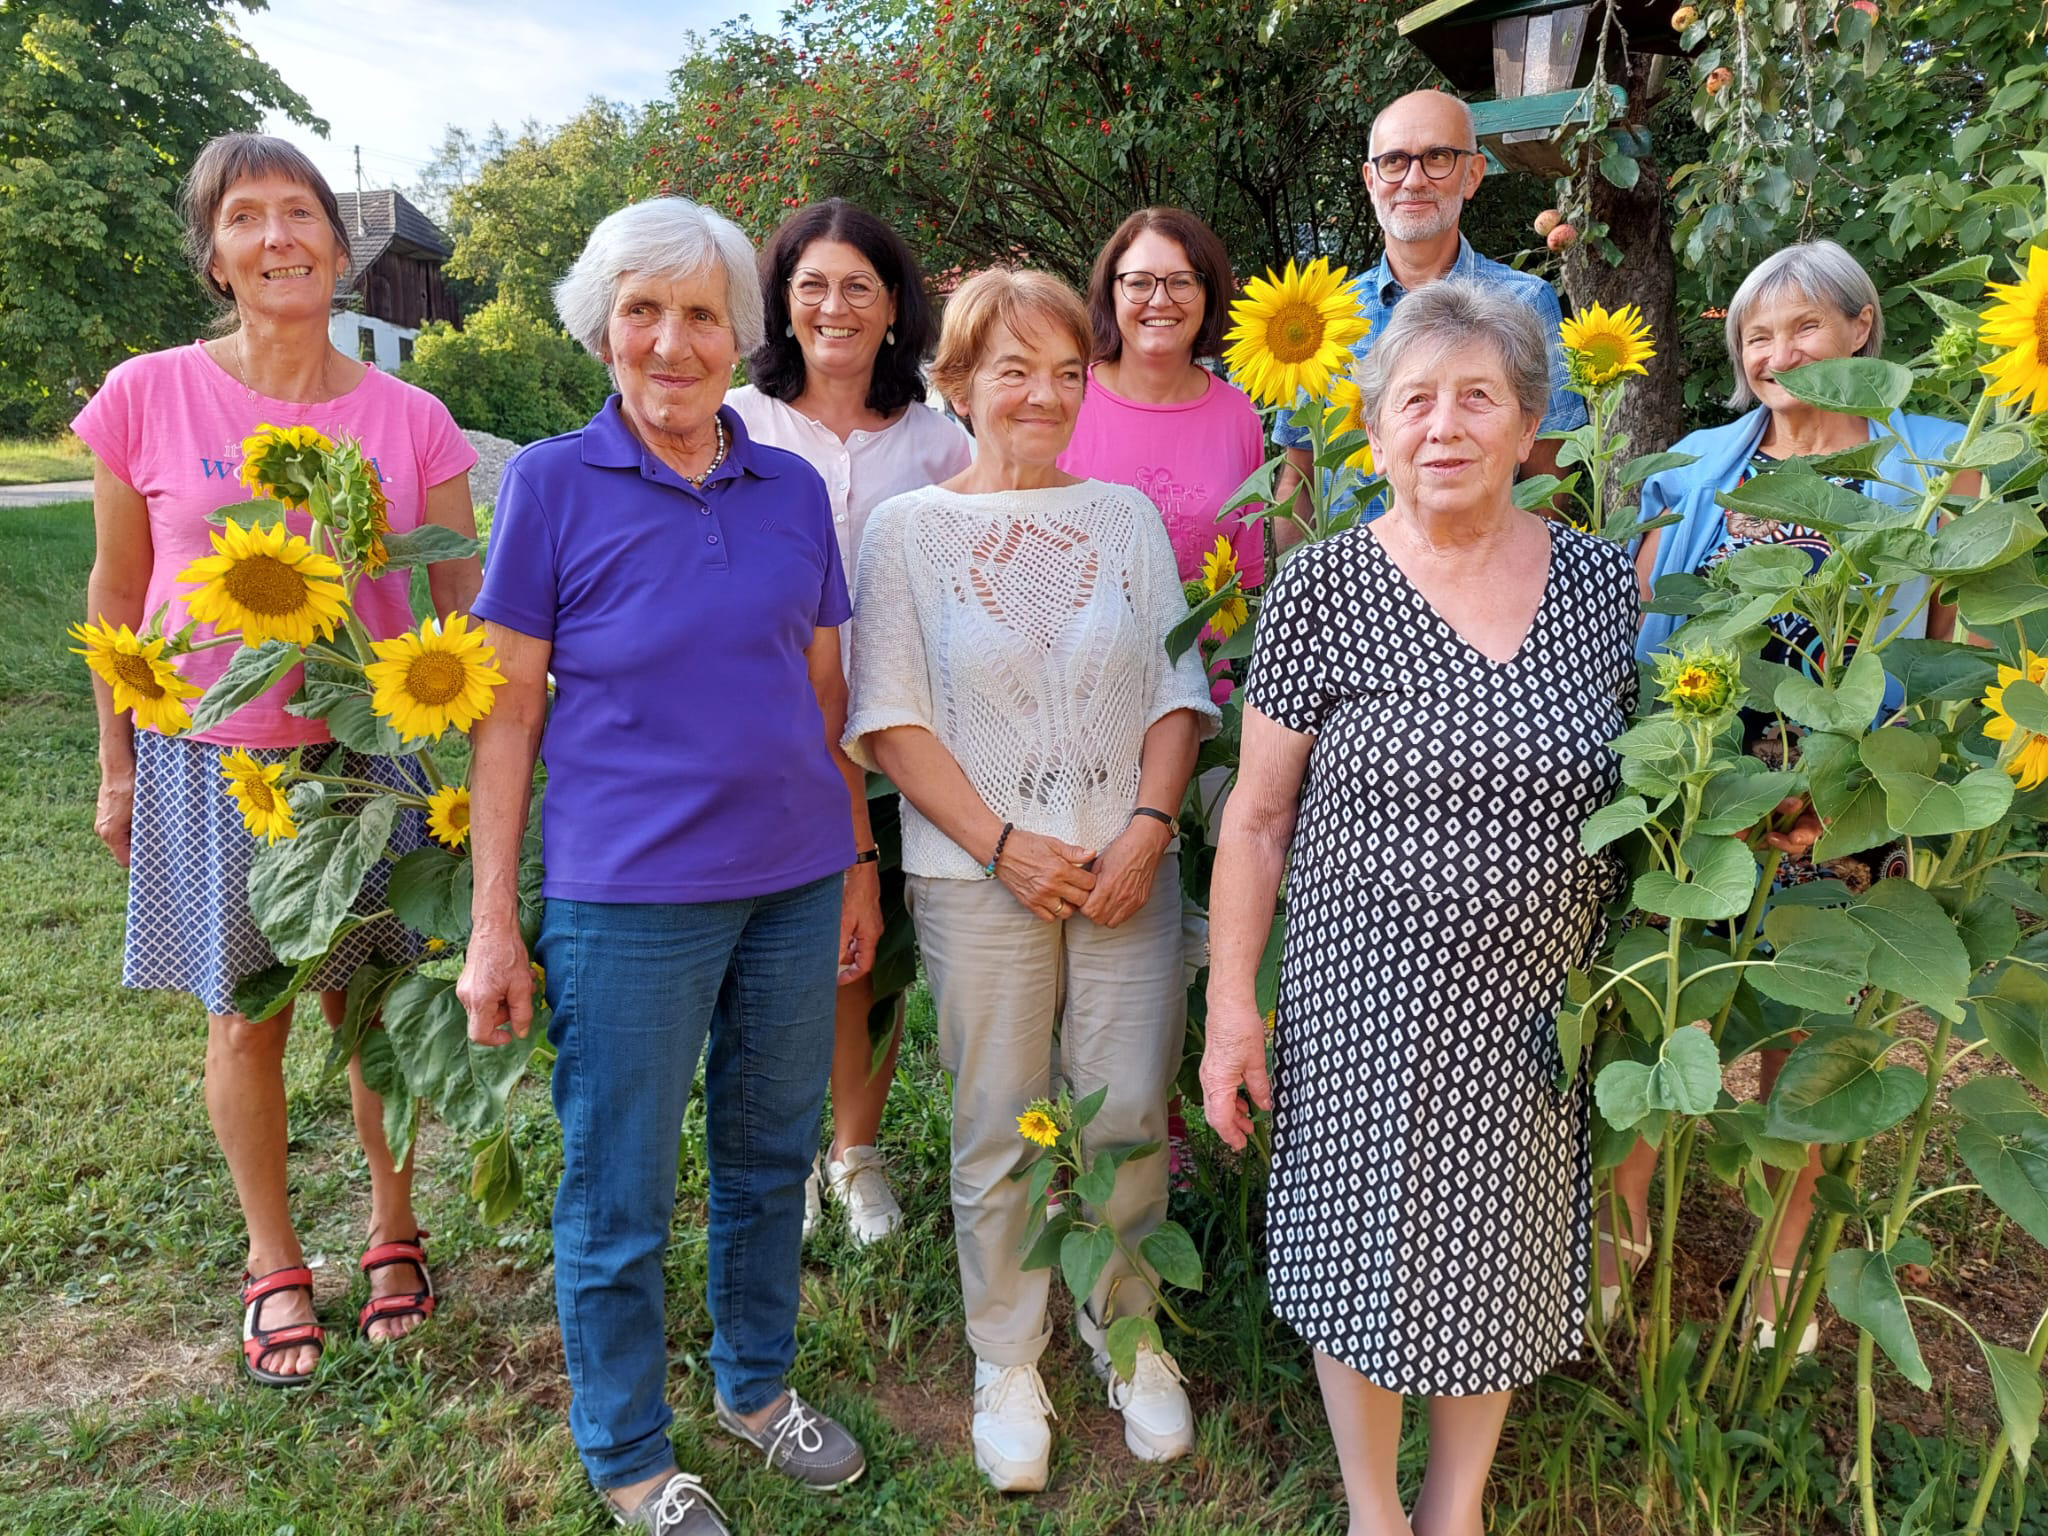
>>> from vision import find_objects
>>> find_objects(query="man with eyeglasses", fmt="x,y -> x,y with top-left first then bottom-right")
1275,89 -> 1585,520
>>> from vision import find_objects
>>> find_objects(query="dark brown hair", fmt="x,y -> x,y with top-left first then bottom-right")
181,133 -> 351,309
1085,207 -> 1235,363
748,199 -> 937,415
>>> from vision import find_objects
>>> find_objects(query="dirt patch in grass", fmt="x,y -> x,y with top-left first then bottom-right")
0,1301 -> 229,1418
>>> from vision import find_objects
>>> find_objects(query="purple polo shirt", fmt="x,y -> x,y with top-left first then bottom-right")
472,396 -> 855,902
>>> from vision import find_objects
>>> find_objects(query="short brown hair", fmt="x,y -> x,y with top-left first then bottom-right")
1085,207 -> 1235,363
182,133 -> 351,308
929,268 -> 1092,431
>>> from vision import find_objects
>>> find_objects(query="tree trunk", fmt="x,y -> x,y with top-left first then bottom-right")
1562,53 -> 1686,468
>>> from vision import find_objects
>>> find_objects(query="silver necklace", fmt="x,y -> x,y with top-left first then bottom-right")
683,415 -> 729,488
229,328 -> 331,413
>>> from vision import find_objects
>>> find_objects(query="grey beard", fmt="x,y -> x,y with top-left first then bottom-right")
1380,202 -> 1461,244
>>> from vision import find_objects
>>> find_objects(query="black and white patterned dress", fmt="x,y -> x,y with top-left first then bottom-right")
1246,521 -> 1638,1396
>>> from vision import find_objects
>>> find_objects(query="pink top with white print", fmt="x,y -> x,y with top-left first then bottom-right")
72,342 -> 477,747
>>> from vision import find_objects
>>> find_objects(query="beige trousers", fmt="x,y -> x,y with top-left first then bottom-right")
909,855 -> 1185,1367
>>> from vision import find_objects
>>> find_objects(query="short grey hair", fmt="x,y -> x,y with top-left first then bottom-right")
1356,278 -> 1551,431
1724,239 -> 1884,410
554,196 -> 764,360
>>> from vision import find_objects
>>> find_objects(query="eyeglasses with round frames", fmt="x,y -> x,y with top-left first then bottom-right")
1114,270 -> 1206,303
1369,146 -> 1479,183
788,269 -> 884,309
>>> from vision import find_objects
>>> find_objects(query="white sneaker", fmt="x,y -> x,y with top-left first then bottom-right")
971,1359 -> 1055,1492
824,1145 -> 903,1245
801,1156 -> 821,1242
1092,1341 -> 1194,1462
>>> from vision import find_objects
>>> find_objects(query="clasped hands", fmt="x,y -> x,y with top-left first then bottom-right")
995,815 -> 1171,929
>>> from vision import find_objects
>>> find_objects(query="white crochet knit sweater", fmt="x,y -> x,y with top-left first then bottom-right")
845,479 -> 1221,881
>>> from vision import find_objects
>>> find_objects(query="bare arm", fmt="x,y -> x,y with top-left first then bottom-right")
1271,447 -> 1312,552
810,626 -> 881,981
421,470 -> 482,618
1199,704 -> 1313,1148
867,724 -> 1096,920
1927,469 -> 1983,643
85,459 -> 154,866
1080,707 -> 1202,929
1633,524 -> 1664,611
457,622 -> 550,1045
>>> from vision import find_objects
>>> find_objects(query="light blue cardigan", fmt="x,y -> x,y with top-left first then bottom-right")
1634,406 -> 1966,660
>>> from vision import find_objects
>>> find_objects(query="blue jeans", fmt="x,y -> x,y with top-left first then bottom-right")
540,875 -> 841,1491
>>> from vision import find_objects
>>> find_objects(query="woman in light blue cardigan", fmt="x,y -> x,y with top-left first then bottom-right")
1606,240 -> 1972,1354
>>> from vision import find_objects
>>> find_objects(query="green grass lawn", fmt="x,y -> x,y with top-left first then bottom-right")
0,502 -> 2029,1534
0,435 -> 92,486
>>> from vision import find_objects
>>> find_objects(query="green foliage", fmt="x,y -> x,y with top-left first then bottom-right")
0,1 -> 318,398
399,298 -> 609,444
655,0 -> 1434,285
436,101 -> 658,316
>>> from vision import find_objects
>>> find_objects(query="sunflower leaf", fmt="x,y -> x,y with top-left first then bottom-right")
2001,679 -> 2048,737
1770,357 -> 1914,416
187,640 -> 302,736
379,524 -> 479,570
207,497 -> 289,528
388,846 -> 474,945
246,793 -> 400,962
382,970 -> 538,1136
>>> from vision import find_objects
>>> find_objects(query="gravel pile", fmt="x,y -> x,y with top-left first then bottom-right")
462,429 -> 521,504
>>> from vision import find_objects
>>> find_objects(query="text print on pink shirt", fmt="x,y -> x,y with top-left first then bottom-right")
1135,465 -> 1208,525
197,442 -> 394,483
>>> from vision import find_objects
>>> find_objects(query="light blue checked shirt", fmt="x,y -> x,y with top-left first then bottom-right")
1273,236 -> 1588,520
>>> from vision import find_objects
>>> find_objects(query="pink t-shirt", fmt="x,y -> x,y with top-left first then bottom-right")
1058,365 -> 1268,588
73,342 -> 477,747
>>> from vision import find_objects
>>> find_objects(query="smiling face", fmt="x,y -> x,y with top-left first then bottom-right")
1112,229 -> 1205,366
1739,288 -> 1874,413
1365,92 -> 1484,246
207,171 -> 346,320
953,316 -> 1087,470
603,266 -> 739,446
1369,339 -> 1537,520
788,237 -> 897,388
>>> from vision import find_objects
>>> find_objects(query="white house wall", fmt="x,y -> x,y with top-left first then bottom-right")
329,312 -> 419,373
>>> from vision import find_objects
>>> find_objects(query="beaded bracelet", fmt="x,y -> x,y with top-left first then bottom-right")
982,821 -> 1015,878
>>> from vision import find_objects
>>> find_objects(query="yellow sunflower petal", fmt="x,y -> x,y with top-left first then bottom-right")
1980,244 -> 2048,415
1981,650 -> 2048,788
219,747 -> 297,843
364,613 -> 507,741
1324,375 -> 1378,472
425,784 -> 472,849
1200,534 -> 1238,596
1017,1109 -> 1060,1147
1560,302 -> 1656,389
68,617 -> 202,734
1223,257 -> 1372,410
178,518 -> 348,647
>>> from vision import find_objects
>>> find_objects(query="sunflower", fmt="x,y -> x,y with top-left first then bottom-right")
1222,258 -> 1371,409
219,748 -> 297,843
1983,651 -> 2048,790
178,518 -> 348,647
1323,374 -> 1377,473
1653,644 -> 1740,717
1017,1106 -> 1061,1148
1199,534 -> 1251,640
1980,245 -> 2048,416
424,784 -> 472,849
68,618 -> 201,734
364,613 -> 506,740
238,423 -> 335,507
1560,302 -> 1655,390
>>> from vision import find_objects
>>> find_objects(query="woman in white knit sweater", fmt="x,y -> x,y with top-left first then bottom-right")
844,269 -> 1218,1493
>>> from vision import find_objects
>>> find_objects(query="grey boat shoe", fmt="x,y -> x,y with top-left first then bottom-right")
612,1471 -> 730,1536
714,1388 -> 867,1490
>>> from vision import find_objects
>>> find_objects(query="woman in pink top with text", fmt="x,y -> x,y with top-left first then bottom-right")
71,135 -> 482,1388
1058,208 -> 1271,593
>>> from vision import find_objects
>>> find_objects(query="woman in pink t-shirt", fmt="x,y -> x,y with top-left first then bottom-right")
1057,208 -> 1269,589
71,135 -> 481,1388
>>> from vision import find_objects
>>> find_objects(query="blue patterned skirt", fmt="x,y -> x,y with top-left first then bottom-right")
125,732 -> 429,1016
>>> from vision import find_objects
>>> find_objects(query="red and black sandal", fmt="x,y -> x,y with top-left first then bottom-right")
357,1230 -> 436,1339
240,1265 -> 325,1389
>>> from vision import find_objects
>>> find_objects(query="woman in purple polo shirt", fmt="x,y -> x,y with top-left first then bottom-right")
455,197 -> 880,1536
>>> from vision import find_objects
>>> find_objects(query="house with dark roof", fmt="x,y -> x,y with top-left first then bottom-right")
328,189 -> 461,371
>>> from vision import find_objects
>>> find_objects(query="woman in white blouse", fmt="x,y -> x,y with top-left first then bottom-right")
729,200 -> 971,1247
845,268 -> 1218,1494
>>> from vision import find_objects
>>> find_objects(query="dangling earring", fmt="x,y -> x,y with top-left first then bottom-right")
785,323 -> 795,338
885,327 -> 896,346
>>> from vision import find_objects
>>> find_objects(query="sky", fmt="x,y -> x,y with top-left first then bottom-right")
234,0 -> 765,197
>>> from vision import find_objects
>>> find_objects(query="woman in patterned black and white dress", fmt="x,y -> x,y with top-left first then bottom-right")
1200,280 -> 1636,1535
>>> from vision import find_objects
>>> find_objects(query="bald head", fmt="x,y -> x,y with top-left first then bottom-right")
1368,90 -> 1478,157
